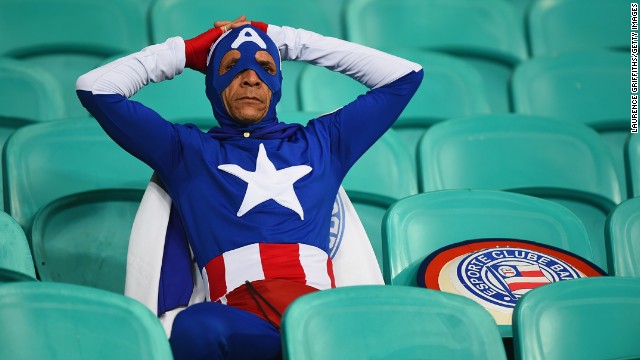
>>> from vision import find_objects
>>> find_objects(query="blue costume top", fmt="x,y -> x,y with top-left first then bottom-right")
77,24 -> 423,304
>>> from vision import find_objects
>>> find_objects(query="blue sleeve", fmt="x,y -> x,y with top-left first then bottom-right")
328,69 -> 424,174
77,90 -> 181,174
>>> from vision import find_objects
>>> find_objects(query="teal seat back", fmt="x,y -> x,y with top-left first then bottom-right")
626,134 -> 640,198
0,211 -> 36,279
418,115 -> 622,270
345,0 -> 527,112
342,128 -> 418,199
31,189 -> 143,294
150,0 -> 345,112
513,277 -> 640,360
282,285 -> 507,360
0,282 -> 172,359
299,50 -> 491,157
0,268 -> 38,283
383,190 -> 591,287
0,0 -> 149,118
3,118 -> 153,236
527,0 -> 629,57
606,197 -> 640,277
512,51 -> 628,192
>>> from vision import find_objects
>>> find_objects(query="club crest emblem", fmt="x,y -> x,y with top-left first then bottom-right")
418,239 -> 605,325
328,192 -> 346,259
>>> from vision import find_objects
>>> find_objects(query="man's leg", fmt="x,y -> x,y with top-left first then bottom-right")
169,302 -> 281,360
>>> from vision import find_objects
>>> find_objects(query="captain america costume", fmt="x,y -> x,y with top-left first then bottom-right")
77,22 -> 422,359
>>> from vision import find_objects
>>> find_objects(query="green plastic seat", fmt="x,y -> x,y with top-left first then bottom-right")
605,197 -> 640,277
513,277 -> 640,360
512,51 -> 628,194
31,189 -> 144,294
0,0 -> 149,118
0,281 -> 172,359
346,0 -> 528,113
418,114 -> 622,271
0,268 -> 38,283
3,118 -> 153,237
0,211 -> 36,279
626,134 -> 640,198
527,0 -> 629,57
299,50 -> 491,159
282,285 -> 507,360
150,0 -> 346,112
383,189 -> 592,337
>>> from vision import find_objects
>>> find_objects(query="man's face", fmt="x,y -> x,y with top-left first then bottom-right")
219,49 -> 276,125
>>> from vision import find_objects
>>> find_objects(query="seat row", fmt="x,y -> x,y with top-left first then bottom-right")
0,190 -> 640,359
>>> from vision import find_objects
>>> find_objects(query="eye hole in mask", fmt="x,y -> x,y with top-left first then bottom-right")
218,50 -> 277,76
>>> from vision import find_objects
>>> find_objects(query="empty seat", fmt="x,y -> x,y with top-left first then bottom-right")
31,189 -> 144,294
345,0 -> 528,113
282,285 -> 507,360
299,50 -> 491,157
513,277 -> 640,360
0,281 -> 172,359
0,210 -> 36,279
418,114 -> 622,271
3,118 -> 152,236
512,51 -> 628,193
606,197 -> 640,277
0,0 -> 149,118
527,0 -> 628,57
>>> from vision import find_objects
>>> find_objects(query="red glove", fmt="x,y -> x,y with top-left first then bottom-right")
184,21 -> 269,74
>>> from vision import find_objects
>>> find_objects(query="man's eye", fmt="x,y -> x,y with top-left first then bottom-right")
262,64 -> 275,74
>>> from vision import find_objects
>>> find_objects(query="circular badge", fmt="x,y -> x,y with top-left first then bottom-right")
418,239 -> 606,325
328,192 -> 346,259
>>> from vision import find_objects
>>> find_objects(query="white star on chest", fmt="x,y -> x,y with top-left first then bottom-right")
218,143 -> 312,220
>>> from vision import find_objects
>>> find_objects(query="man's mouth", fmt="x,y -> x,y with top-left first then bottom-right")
237,96 -> 262,103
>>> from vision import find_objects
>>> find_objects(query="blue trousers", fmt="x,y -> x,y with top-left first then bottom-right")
169,302 -> 282,360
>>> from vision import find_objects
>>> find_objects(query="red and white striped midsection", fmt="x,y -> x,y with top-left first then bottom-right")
202,243 -> 335,303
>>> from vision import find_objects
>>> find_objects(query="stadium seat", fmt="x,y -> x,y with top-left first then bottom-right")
150,0 -> 346,112
298,50 -> 491,158
0,268 -> 37,283
513,277 -> 640,360
0,210 -> 36,279
31,189 -> 144,294
282,285 -> 507,360
0,0 -> 149,118
527,0 -> 628,57
345,0 -> 528,113
418,115 -> 622,271
626,134 -> 640,198
3,118 -> 153,237
511,51 -> 628,194
605,197 -> 640,277
0,281 -> 172,359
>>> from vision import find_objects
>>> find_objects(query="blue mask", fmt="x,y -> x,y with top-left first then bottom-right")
205,24 -> 282,130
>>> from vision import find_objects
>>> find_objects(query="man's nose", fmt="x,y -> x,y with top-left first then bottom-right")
240,69 -> 262,87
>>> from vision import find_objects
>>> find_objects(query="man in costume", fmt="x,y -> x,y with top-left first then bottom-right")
77,15 -> 423,360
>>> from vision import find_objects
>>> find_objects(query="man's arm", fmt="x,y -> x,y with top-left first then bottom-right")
76,37 -> 186,174
267,25 -> 424,172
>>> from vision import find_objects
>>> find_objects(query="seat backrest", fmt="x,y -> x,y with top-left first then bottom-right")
31,189 -> 144,294
527,0 -> 628,57
383,189 -> 592,286
0,281 -> 172,359
512,51 -> 627,130
513,277 -> 640,360
342,128 -> 418,199
606,197 -> 640,277
0,58 -> 66,122
282,285 -> 507,360
3,118 -> 152,234
0,211 -> 36,279
418,114 -> 622,270
0,0 -> 149,118
626,134 -> 640,198
346,0 -> 527,65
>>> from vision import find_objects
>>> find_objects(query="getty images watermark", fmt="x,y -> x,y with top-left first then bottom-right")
632,3 -> 638,133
